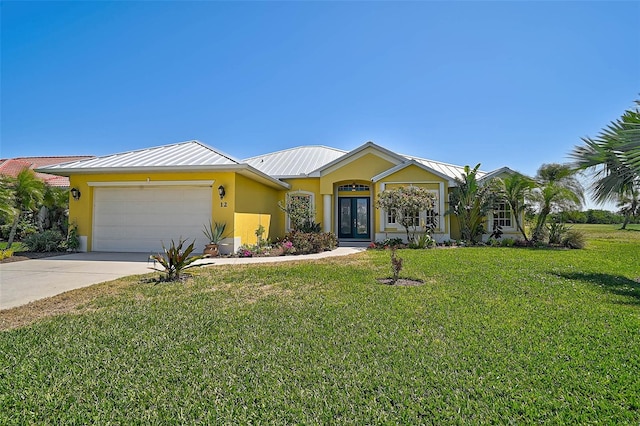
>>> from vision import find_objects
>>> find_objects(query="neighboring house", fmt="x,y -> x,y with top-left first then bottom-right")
0,156 -> 95,187
37,140 -> 517,253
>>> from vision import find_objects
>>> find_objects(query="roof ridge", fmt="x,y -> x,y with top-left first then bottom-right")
79,140 -> 240,164
189,140 -> 241,164
403,154 -> 486,173
244,145 -> 347,161
11,155 -> 94,160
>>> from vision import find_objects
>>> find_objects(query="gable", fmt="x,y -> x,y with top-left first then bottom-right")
376,163 -> 450,184
310,142 -> 404,177
319,153 -> 398,194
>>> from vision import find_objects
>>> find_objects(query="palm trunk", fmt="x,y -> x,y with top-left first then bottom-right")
533,208 -> 550,242
621,213 -> 630,230
6,211 -> 22,249
515,219 -> 529,242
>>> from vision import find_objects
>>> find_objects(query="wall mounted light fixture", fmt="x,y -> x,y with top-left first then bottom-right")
218,185 -> 226,199
70,187 -> 81,200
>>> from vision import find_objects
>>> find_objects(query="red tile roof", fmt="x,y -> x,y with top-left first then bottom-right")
0,156 -> 94,187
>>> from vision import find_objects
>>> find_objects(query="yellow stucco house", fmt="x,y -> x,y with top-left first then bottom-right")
38,140 -> 517,253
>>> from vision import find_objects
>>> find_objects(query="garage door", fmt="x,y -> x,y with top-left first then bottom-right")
93,186 -> 212,252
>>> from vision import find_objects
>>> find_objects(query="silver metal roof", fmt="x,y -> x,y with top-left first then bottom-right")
244,145 -> 346,177
40,140 -> 239,171
37,139 -> 495,186
404,155 -> 487,181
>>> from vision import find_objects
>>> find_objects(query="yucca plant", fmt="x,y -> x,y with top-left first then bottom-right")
202,221 -> 227,244
149,238 -> 204,281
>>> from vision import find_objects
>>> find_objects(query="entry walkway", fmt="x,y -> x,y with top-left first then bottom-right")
0,247 -> 365,310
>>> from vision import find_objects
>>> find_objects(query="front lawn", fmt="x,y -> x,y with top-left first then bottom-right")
1,226 -> 639,423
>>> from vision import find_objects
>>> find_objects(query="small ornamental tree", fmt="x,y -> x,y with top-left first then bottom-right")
278,192 -> 318,231
376,186 -> 436,242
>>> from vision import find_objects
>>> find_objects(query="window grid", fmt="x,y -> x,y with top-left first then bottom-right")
493,202 -> 512,228
385,193 -> 439,231
338,184 -> 370,192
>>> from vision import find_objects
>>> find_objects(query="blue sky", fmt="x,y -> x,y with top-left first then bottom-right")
1,1 -> 638,206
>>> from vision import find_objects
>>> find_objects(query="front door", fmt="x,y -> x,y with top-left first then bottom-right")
338,197 -> 370,239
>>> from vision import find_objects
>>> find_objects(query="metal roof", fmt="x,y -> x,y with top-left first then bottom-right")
404,155 -> 487,181
39,140 -> 239,172
34,139 -> 499,187
244,145 -> 346,177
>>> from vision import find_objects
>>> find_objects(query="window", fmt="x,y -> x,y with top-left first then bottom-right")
493,202 -> 512,229
387,208 -> 419,227
338,184 -> 370,192
385,192 -> 439,231
424,207 -> 438,232
285,191 -> 315,231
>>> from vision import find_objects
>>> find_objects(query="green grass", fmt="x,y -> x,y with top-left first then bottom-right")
1,225 -> 639,423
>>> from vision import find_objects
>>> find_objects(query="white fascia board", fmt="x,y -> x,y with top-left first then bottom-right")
39,164 -> 290,190
88,180 -> 215,187
307,142 -> 405,177
236,164 -> 291,190
478,166 -> 517,183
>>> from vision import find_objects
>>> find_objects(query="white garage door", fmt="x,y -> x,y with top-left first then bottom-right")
93,186 -> 212,253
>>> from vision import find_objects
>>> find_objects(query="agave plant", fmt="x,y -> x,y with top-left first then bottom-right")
202,221 -> 227,244
149,238 -> 204,281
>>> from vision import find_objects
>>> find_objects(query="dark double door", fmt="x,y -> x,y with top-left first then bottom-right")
338,197 -> 370,239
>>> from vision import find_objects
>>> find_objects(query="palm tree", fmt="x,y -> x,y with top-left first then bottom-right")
40,186 -> 69,233
531,163 -> 584,242
5,168 -> 45,248
447,164 -> 498,243
570,101 -> 640,204
0,178 -> 18,224
496,173 -> 536,242
617,186 -> 639,230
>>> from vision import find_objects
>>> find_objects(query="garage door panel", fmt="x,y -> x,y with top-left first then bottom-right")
93,186 -> 212,252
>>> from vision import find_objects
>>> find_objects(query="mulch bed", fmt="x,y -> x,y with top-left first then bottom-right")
1,252 -> 69,263
377,277 -> 425,286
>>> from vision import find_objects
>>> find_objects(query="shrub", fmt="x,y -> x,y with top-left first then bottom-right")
149,239 -> 204,281
548,221 -> 570,245
488,238 -> 501,247
280,240 -> 295,255
283,231 -> 337,254
0,249 -> 14,260
236,243 -> 274,257
408,233 -> 435,249
298,220 -> 322,233
63,223 -> 80,252
371,238 -> 404,249
501,238 -> 516,247
514,239 -> 531,247
562,230 -> 586,249
23,230 -> 65,252
237,245 -> 255,257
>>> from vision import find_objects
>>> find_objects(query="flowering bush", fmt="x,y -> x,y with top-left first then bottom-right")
281,240 -> 295,255
376,186 -> 436,241
237,245 -> 254,257
282,231 -> 337,254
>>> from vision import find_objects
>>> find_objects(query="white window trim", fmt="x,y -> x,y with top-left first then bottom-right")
285,190 -> 315,232
489,202 -> 516,232
379,184 -> 443,232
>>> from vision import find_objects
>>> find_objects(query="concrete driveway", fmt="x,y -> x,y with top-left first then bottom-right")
0,247 -> 364,310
